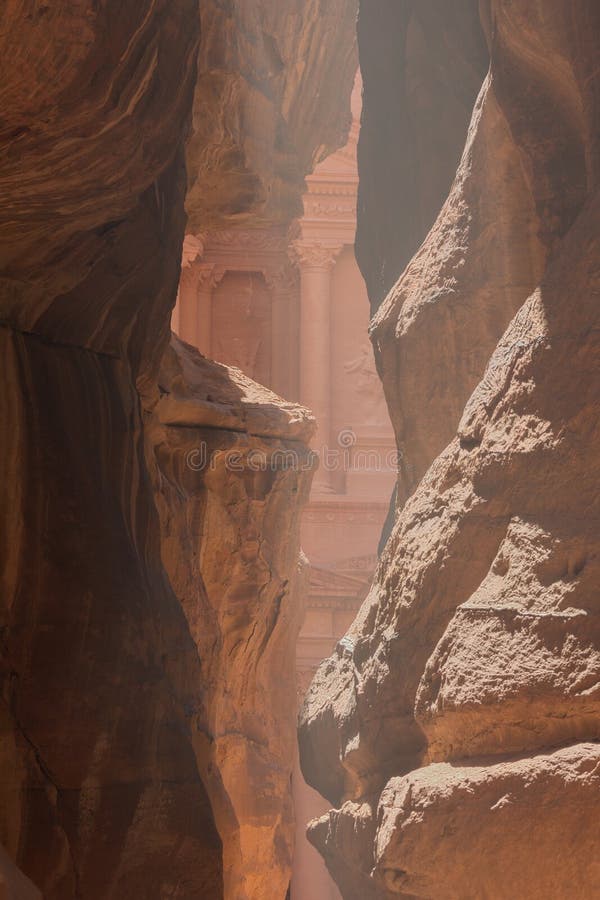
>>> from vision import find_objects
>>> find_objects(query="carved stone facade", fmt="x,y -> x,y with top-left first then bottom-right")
173,72 -> 396,899
173,227 -> 298,396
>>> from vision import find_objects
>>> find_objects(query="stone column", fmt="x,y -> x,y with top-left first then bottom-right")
173,233 -> 206,344
176,263 -> 224,355
264,266 -> 298,397
196,264 -> 224,357
293,243 -> 341,492
177,263 -> 200,346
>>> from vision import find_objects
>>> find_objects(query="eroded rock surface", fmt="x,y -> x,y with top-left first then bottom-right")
146,337 -> 315,899
300,2 -> 600,897
0,4 -> 223,896
340,743 -> 600,900
186,0 -> 358,231
0,1 -> 350,898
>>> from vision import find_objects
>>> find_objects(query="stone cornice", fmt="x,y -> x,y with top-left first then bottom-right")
303,509 -> 382,525
303,198 -> 356,216
305,499 -> 390,511
302,499 -> 388,525
304,596 -> 365,611
310,566 -> 368,593
305,181 -> 358,197
330,554 -> 380,574
203,228 -> 290,254
184,227 -> 294,269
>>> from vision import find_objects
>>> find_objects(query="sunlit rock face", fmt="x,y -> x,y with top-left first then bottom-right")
178,1 -> 358,896
0,2 -> 353,898
358,0 -> 549,501
145,337 -> 316,899
300,2 -> 600,898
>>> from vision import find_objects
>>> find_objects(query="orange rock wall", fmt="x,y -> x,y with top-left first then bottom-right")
0,2 -> 356,898
146,337 -> 318,900
186,0 -> 358,232
0,4 -> 222,896
300,2 -> 600,898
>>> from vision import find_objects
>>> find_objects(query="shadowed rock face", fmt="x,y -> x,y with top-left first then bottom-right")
0,844 -> 42,900
0,4 -> 224,896
300,2 -> 600,897
0,2 -> 354,898
355,0 -> 489,315
186,0 -> 358,231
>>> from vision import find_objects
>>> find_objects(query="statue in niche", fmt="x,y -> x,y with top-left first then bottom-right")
344,341 -> 388,426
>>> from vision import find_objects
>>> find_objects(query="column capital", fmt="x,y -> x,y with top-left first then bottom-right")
290,240 -> 343,272
262,264 -> 298,297
196,263 -> 226,293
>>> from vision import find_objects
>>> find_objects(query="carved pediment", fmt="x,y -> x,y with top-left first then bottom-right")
308,564 -> 370,598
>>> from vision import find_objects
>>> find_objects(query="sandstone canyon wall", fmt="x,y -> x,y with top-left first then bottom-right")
186,0 -> 358,232
355,0 -> 489,316
300,2 -> 600,898
0,2 -> 356,898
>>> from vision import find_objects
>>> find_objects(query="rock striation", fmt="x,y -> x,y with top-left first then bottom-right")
0,1 -> 354,898
300,2 -> 600,898
0,4 -> 223,896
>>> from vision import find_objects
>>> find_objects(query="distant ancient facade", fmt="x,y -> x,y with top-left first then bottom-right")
173,73 -> 396,899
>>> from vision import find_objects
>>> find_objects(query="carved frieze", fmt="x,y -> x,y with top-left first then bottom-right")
290,241 -> 343,271
204,228 -> 289,253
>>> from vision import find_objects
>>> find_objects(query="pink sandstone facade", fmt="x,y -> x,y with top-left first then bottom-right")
173,73 -> 396,899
